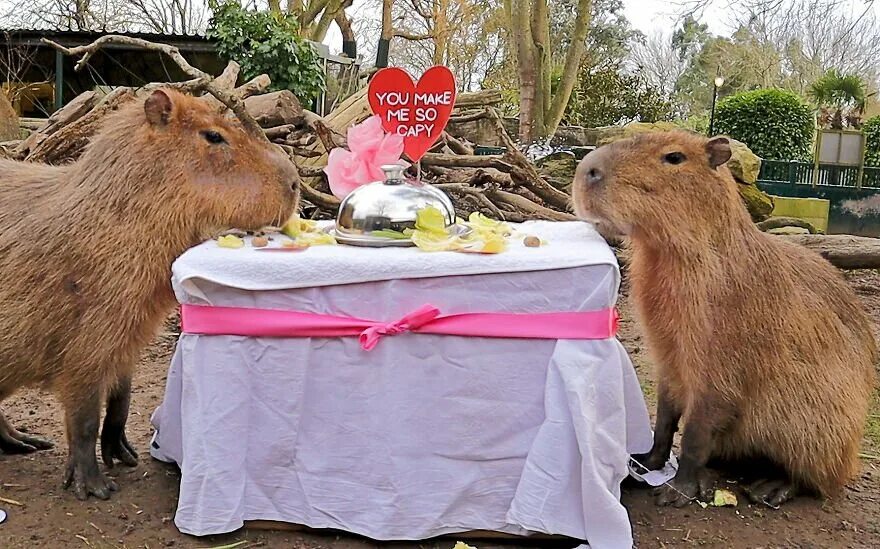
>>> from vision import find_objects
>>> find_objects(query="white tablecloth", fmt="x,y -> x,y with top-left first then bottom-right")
150,221 -> 654,548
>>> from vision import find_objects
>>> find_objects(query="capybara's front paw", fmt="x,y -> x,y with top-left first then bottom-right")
744,478 -> 797,508
63,456 -> 118,500
100,425 -> 138,468
654,469 -> 714,508
631,450 -> 668,473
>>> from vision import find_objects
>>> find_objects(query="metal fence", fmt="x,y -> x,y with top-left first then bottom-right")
758,159 -> 880,189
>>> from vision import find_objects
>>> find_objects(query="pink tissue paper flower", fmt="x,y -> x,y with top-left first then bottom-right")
324,115 -> 407,199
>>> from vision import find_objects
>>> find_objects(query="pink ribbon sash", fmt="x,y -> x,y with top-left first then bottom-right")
180,303 -> 619,351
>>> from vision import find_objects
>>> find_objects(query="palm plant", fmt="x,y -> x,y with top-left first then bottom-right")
809,69 -> 868,129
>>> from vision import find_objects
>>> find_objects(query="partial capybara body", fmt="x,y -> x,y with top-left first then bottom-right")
0,89 -> 299,499
572,131 -> 876,507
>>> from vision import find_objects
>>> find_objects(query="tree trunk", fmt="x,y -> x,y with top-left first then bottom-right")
311,0 -> 348,42
780,234 -> 880,269
432,0 -> 451,66
377,0 -> 394,68
335,9 -> 357,58
508,0 -> 538,143
544,0 -> 592,137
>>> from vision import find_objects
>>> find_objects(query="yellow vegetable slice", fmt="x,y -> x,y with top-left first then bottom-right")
415,205 -> 450,235
217,235 -> 244,249
411,230 -> 459,252
711,489 -> 737,507
281,217 -> 318,239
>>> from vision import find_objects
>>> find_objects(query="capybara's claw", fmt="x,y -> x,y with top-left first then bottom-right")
63,458 -> 118,500
100,427 -> 139,468
744,478 -> 797,507
654,470 -> 714,508
0,427 -> 54,454
654,483 -> 694,507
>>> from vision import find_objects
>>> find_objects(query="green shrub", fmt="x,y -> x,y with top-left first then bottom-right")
713,89 -> 814,160
207,1 -> 324,103
863,116 -> 880,166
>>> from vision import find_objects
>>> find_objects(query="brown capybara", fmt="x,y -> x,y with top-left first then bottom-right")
572,131 -> 877,508
0,89 -> 299,500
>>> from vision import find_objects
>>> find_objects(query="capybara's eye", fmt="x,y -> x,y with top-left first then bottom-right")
201,130 -> 226,145
663,152 -> 686,165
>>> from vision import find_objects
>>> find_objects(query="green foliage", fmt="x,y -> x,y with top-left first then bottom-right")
809,69 -> 868,129
714,89 -> 815,160
863,116 -> 880,166
564,62 -> 673,127
674,114 -> 709,134
207,1 -> 324,103
810,69 -> 867,110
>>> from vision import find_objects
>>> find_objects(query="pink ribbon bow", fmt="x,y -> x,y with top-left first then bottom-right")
358,305 -> 440,351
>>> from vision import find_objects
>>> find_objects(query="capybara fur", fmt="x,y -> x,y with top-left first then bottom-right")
573,131 -> 877,507
0,89 -> 299,499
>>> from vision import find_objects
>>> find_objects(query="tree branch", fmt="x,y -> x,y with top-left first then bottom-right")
393,30 -> 434,40
42,35 -> 269,141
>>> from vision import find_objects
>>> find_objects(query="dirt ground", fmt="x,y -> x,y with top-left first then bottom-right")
1,271 -> 879,549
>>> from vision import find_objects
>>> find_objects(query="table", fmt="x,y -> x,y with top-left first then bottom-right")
149,221 -> 655,549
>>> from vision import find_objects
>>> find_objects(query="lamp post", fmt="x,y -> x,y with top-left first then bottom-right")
708,68 -> 725,136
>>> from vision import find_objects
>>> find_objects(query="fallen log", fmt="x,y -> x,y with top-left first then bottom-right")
421,152 -> 512,171
245,90 -> 304,128
780,234 -> 880,269
757,216 -> 817,234
27,87 -> 137,164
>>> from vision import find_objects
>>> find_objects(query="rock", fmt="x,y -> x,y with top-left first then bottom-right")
726,138 -> 761,184
550,125 -> 598,147
737,182 -> 775,222
536,151 -> 578,191
0,92 -> 20,141
593,121 -> 682,146
767,226 -> 811,235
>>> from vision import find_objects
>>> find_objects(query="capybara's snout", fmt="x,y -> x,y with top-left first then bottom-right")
577,147 -> 612,189
269,145 -> 300,194
572,145 -> 615,220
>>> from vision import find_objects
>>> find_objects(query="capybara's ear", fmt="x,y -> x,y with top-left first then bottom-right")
144,89 -> 174,127
706,137 -> 732,169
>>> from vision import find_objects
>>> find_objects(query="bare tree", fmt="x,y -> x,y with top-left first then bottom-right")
628,30 -> 688,102
124,0 -> 209,34
0,0 -> 209,33
738,0 -> 880,94
355,0 -> 501,90
1,0 -> 132,31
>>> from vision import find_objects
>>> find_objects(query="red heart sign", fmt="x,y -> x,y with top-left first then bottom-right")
368,66 -> 457,162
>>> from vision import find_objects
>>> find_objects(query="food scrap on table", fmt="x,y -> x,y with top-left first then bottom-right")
452,543 -> 477,549
282,216 -> 337,247
410,207 -> 512,254
523,235 -> 541,247
216,234 -> 244,249
251,236 -> 269,248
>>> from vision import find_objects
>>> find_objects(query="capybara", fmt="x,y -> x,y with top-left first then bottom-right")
572,131 -> 877,507
0,89 -> 299,499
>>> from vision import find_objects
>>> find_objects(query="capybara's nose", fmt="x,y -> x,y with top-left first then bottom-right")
586,166 -> 604,186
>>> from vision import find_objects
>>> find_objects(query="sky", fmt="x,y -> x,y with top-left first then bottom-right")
325,0 -> 880,56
